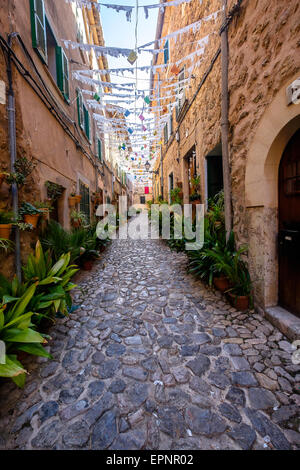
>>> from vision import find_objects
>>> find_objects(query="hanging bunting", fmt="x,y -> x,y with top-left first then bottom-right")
127,50 -> 138,65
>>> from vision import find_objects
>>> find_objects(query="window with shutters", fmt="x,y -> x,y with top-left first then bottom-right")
163,40 -> 169,64
30,0 -> 47,62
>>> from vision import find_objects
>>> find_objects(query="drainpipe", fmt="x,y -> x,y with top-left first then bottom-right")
7,33 -> 21,281
220,0 -> 233,240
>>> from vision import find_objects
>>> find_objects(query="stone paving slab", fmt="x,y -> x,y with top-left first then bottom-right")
0,231 -> 299,450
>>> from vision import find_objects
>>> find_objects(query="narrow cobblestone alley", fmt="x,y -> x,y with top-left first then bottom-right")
0,227 -> 299,450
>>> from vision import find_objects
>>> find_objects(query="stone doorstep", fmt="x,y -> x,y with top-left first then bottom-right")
264,306 -> 300,341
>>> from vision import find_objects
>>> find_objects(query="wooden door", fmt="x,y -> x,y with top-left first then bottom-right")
278,129 -> 300,317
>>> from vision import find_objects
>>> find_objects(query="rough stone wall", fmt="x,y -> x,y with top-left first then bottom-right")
228,0 -> 300,238
227,0 -> 300,305
152,0 -> 223,201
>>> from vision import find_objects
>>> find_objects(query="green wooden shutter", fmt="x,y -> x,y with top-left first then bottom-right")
62,49 -> 69,99
30,0 -> 47,63
83,104 -> 90,139
56,46 -> 63,93
164,40 -> 169,64
56,46 -> 69,100
77,90 -> 83,128
98,139 -> 102,161
164,123 -> 168,144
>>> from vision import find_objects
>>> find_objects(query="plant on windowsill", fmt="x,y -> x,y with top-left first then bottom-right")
0,211 -> 14,239
170,187 -> 183,205
34,200 -> 53,221
45,181 -> 64,201
19,202 -> 42,228
190,176 -> 202,203
70,209 -> 86,228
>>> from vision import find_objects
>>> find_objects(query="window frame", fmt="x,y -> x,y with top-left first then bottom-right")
30,0 -> 47,63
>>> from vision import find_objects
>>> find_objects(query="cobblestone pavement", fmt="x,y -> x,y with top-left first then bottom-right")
0,228 -> 299,450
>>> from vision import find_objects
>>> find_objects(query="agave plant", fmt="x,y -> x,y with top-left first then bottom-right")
0,282 -> 52,387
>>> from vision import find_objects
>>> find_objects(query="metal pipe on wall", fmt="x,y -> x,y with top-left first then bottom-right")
220,0 -> 233,239
7,33 -> 21,281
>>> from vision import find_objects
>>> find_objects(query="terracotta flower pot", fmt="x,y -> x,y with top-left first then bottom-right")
0,173 -> 6,187
24,214 -> 40,228
228,292 -> 250,311
72,219 -> 82,228
68,196 -> 77,208
0,224 -> 12,239
213,275 -> 230,293
82,260 -> 93,271
74,195 -> 82,204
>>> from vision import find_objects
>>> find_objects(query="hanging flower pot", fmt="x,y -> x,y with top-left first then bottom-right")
68,196 -> 77,207
24,214 -> 40,228
213,275 -> 230,293
74,195 -> 82,204
0,223 -> 12,239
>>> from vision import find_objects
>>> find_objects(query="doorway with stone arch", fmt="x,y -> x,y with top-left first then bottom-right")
245,76 -> 300,319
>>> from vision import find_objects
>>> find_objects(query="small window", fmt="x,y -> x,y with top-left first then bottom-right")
164,40 -> 169,64
30,0 -> 47,62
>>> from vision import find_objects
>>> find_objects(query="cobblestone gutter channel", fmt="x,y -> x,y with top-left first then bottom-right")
0,234 -> 299,450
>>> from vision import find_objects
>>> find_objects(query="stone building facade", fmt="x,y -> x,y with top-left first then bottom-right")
151,0 -> 300,334
0,0 -> 127,275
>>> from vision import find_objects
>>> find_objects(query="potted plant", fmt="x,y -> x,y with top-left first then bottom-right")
70,209 -> 86,228
19,202 -> 42,228
170,187 -> 183,205
190,176 -> 202,204
68,192 -> 78,208
74,194 -> 82,204
34,200 -> 52,220
5,157 -> 36,188
45,181 -> 64,201
0,211 -> 14,239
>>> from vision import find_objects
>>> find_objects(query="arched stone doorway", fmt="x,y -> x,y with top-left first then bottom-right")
278,129 -> 300,317
245,76 -> 300,314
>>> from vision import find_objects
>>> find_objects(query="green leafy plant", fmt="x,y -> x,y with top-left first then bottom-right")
170,187 -> 183,205
14,157 -> 36,179
0,211 -> 15,224
45,181 -> 64,201
0,282 -> 52,388
33,200 -> 53,211
22,241 -> 78,323
0,238 -> 14,253
190,176 -> 201,201
19,202 -> 42,216
70,210 -> 87,225
6,173 -> 25,186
